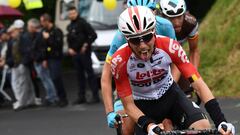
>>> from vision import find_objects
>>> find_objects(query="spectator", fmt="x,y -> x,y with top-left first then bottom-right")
67,6 -> 99,104
40,13 -> 68,107
23,18 -> 59,107
6,24 -> 36,110
13,19 -> 25,32
18,19 -> 41,105
0,28 -> 9,66
0,28 -> 10,105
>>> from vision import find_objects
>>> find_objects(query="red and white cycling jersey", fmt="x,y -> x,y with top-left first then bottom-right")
111,35 -> 200,100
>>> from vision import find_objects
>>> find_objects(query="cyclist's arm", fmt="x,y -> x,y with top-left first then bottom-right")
121,95 -> 145,122
165,38 -> 214,102
171,64 -> 181,82
164,38 -> 228,128
121,95 -> 157,132
112,55 -> 155,132
101,31 -> 127,114
110,53 -> 142,120
191,78 -> 214,103
188,33 -> 200,68
101,62 -> 114,114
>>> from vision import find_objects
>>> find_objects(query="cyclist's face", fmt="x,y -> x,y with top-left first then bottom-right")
128,33 -> 155,61
168,15 -> 184,33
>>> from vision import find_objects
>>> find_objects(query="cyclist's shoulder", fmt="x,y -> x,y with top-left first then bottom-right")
112,43 -> 131,60
111,30 -> 126,45
155,16 -> 175,38
184,12 -> 198,26
155,35 -> 172,48
156,35 -> 171,42
111,43 -> 131,71
156,16 -> 173,26
155,35 -> 180,51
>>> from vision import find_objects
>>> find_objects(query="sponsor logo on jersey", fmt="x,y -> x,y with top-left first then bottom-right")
136,69 -> 165,80
131,72 -> 167,87
151,56 -> 163,67
137,63 -> 145,68
130,63 -> 136,69
111,55 -> 123,79
169,40 -> 190,63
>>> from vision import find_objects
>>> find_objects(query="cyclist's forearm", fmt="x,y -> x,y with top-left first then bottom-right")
189,48 -> 200,69
192,78 -> 228,127
191,78 -> 214,103
121,95 -> 144,123
102,86 -> 114,113
122,95 -> 156,133
188,37 -> 200,68
171,64 -> 181,82
101,62 -> 114,114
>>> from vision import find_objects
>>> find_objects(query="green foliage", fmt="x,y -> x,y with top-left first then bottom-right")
199,0 -> 240,97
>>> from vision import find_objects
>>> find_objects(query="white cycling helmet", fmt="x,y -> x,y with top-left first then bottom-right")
118,6 -> 156,39
160,0 -> 186,17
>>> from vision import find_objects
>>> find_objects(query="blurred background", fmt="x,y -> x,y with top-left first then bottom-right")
0,0 -> 239,135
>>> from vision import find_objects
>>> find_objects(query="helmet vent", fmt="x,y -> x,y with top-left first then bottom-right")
146,22 -> 154,29
126,22 -> 135,33
146,0 -> 150,5
143,17 -> 147,29
122,31 -> 132,35
133,15 -> 140,30
135,0 -> 139,5
129,1 -> 133,5
168,1 -> 177,8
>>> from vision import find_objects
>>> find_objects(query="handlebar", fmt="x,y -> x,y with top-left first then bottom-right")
115,114 -> 128,135
155,129 -> 220,135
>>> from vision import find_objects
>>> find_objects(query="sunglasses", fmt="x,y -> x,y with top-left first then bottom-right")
128,33 -> 154,45
166,8 -> 184,16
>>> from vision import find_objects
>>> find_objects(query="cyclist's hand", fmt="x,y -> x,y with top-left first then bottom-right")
148,124 -> 162,135
107,112 -> 118,128
218,122 -> 235,135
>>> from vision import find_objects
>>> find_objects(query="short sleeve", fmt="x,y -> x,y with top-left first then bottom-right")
162,38 -> 201,83
111,51 -> 132,98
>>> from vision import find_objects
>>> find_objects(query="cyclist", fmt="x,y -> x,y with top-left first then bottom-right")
101,0 -> 176,134
159,0 -> 200,88
111,6 -> 235,135
159,0 -> 202,127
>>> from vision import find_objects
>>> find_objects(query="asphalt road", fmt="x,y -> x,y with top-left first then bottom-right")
0,71 -> 239,135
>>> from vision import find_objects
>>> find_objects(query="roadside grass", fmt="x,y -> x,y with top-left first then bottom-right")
198,0 -> 240,97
